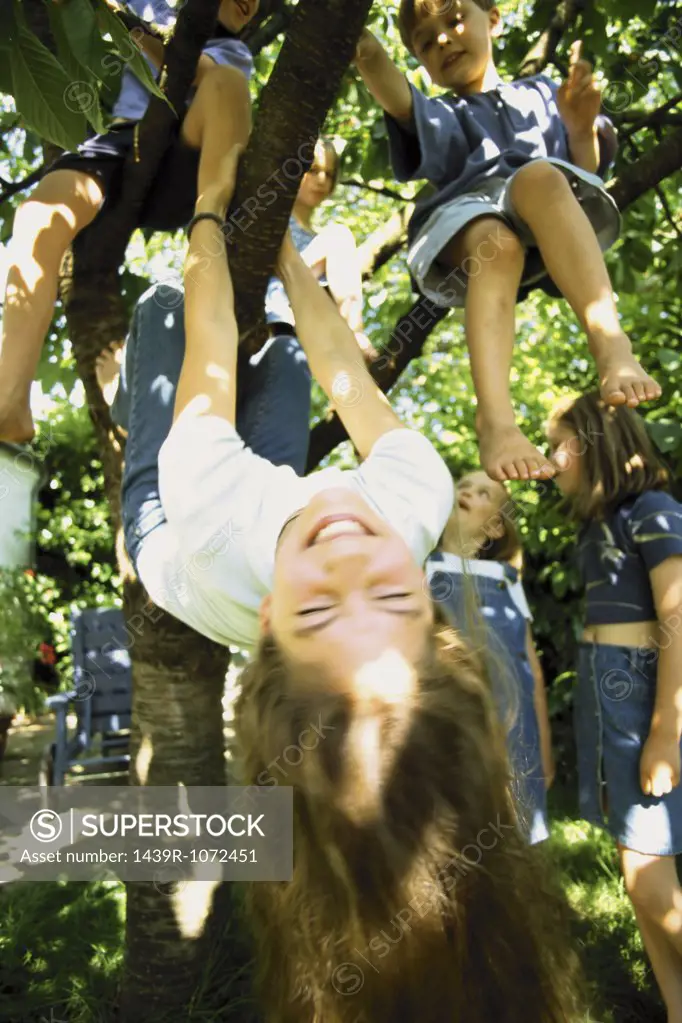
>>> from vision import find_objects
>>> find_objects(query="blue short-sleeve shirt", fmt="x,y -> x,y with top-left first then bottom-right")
578,489 -> 682,625
386,75 -> 616,240
111,0 -> 253,123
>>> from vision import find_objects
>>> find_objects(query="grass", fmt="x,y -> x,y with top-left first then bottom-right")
0,786 -> 665,1023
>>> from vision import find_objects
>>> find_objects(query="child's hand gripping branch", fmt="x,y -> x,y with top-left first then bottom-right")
0,0 -> 258,446
352,4 -> 661,484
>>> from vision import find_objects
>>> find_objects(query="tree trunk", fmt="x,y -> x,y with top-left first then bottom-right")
229,0 -> 374,350
118,582 -> 230,1023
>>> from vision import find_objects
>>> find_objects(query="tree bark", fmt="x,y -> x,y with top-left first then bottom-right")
228,0 -> 374,350
608,127 -> 682,210
118,582 -> 230,1023
53,1 -> 234,1016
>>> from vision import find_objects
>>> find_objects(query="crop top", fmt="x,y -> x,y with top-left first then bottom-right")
577,489 -> 682,625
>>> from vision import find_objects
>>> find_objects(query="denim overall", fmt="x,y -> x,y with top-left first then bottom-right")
428,554 -> 549,844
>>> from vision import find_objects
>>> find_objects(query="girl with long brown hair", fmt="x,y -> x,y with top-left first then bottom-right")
548,391 -> 682,1021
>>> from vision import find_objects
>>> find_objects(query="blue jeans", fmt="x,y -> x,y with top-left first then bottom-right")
113,283 -> 311,571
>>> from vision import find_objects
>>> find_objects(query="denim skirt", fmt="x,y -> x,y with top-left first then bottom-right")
575,642 -> 682,855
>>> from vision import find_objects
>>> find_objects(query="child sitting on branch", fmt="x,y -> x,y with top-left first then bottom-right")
354,0 -> 660,483
0,0 -> 259,445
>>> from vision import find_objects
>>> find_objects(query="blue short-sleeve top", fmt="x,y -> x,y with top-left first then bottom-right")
111,0 -> 253,123
385,75 -> 617,241
578,490 -> 682,625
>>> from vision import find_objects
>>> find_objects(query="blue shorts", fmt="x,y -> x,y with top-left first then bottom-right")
45,121 -> 201,231
408,158 -> 621,308
112,284 -> 312,572
575,642 -> 682,856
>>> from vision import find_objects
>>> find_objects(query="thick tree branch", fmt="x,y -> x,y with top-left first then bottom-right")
608,128 -> 682,211
228,0 -> 374,350
244,0 -> 292,54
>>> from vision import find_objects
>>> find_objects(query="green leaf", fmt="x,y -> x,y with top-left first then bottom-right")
93,0 -> 170,109
647,418 -> 682,454
657,348 -> 681,372
47,0 -> 108,134
9,24 -> 87,150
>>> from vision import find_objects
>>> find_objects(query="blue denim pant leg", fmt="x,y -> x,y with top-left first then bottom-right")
237,333 -> 311,474
112,285 -> 311,570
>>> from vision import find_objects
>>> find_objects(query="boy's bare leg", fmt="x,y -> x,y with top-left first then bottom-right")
181,65 -> 251,198
620,847 -> 682,1022
0,169 -> 104,442
440,216 -> 555,481
509,161 -> 661,408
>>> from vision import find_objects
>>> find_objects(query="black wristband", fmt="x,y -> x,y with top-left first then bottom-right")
187,212 -> 225,240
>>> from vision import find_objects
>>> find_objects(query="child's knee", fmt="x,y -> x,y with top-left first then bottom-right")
458,217 -> 524,272
510,162 -> 571,212
622,856 -> 674,919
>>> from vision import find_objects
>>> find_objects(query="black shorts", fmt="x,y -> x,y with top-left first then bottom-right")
44,120 -> 200,231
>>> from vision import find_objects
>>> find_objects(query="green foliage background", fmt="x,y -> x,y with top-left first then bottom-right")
0,0 -> 680,767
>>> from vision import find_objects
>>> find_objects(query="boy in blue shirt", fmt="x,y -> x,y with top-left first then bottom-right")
0,0 -> 258,445
354,0 -> 661,483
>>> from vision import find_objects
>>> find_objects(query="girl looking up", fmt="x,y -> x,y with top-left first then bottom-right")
427,470 -> 554,845
265,137 -> 375,363
548,392 -> 682,1022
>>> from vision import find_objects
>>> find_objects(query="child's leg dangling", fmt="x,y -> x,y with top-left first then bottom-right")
440,216 -> 555,482
508,161 -> 661,409
0,169 -> 104,443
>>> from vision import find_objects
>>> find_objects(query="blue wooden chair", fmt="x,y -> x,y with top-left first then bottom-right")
39,607 -> 132,787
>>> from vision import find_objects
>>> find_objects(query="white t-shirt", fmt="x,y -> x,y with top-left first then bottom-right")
138,414 -> 454,650
425,552 -> 532,621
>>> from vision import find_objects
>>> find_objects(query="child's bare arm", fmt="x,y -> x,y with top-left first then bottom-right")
277,234 -> 401,460
174,147 -> 242,426
526,625 -> 555,788
353,28 -> 414,126
640,556 -> 682,797
557,41 -> 601,174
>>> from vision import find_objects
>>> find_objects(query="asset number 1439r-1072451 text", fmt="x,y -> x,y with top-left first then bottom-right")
133,848 -> 257,863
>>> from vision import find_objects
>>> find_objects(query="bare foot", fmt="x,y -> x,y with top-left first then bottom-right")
477,418 -> 556,482
594,334 -> 661,407
0,402 -> 35,445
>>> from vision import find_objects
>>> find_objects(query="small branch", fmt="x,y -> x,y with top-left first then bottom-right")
340,178 -> 410,201
246,2 -> 292,55
612,93 -> 682,126
0,166 -> 45,206
518,0 -> 583,78
654,184 -> 682,239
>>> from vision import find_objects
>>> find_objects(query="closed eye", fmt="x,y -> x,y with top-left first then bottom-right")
298,604 -> 335,617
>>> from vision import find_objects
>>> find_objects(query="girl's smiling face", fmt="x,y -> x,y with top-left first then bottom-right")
218,0 -> 259,33
261,488 -> 434,681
